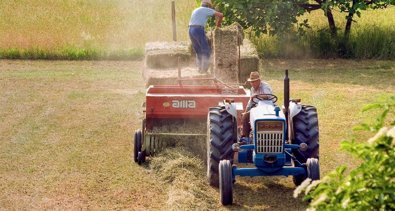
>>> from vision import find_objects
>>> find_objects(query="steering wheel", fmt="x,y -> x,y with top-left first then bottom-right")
251,94 -> 278,106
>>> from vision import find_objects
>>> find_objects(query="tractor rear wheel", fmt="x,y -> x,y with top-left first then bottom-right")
292,105 -> 319,186
133,130 -> 142,163
207,106 -> 237,187
219,160 -> 233,205
292,105 -> 319,162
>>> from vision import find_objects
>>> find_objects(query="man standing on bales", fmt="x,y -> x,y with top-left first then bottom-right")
189,0 -> 223,73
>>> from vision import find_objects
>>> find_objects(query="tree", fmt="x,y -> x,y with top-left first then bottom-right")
329,0 -> 395,38
211,0 -> 395,39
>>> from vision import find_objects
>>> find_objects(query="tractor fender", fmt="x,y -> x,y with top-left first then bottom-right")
224,103 -> 237,118
289,101 -> 302,119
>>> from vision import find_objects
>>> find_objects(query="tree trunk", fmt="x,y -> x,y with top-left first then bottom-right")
326,9 -> 337,37
320,0 -> 337,37
344,17 -> 353,39
344,0 -> 357,39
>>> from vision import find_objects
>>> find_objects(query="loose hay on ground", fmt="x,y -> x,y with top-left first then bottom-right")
149,120 -> 207,160
150,148 -> 217,210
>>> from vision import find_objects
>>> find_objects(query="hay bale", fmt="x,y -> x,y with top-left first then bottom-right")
143,67 -> 212,86
239,39 -> 260,82
145,41 -> 191,69
212,24 -> 244,83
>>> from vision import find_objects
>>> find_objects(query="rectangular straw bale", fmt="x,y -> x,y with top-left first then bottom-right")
145,41 -> 192,69
212,25 -> 240,83
143,67 -> 212,87
239,39 -> 260,82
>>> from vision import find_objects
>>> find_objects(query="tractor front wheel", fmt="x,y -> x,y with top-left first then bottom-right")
307,158 -> 320,180
207,106 -> 237,187
219,160 -> 233,205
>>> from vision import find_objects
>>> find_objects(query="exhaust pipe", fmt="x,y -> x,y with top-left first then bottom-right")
284,69 -> 290,138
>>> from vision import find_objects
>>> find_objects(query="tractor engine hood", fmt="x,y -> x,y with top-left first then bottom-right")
250,101 -> 285,131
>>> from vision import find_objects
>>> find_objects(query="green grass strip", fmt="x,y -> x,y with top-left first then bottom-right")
0,47 -> 144,60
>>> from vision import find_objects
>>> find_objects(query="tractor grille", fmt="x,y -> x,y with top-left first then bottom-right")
256,131 -> 284,154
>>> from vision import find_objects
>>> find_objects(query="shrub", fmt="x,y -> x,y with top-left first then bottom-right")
294,96 -> 395,210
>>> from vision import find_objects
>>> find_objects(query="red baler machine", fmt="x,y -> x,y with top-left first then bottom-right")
133,79 -> 250,164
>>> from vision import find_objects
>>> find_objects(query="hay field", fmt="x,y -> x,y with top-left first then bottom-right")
0,0 -> 195,51
1,1 -> 393,59
0,59 -> 394,210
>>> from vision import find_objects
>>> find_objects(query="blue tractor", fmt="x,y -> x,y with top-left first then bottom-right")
207,70 -> 320,205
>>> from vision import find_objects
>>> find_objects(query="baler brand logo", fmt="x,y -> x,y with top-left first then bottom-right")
172,100 -> 196,108
163,102 -> 170,107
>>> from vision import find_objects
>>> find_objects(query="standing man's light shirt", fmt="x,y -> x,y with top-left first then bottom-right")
189,7 -> 215,27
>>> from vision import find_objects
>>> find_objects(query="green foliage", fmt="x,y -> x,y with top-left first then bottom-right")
211,0 -> 306,35
294,96 -> 395,210
351,26 -> 395,59
354,96 -> 395,131
212,0 -> 395,59
0,47 -> 144,60
250,25 -> 395,59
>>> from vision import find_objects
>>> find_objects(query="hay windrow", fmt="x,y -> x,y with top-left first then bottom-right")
150,148 -> 217,210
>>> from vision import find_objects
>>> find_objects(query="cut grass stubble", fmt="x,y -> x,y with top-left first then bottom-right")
0,59 -> 394,210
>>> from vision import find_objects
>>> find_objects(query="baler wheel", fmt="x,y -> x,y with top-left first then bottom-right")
207,106 -> 237,187
292,105 -> 319,163
307,158 -> 320,180
133,130 -> 142,163
137,151 -> 146,165
219,160 -> 233,205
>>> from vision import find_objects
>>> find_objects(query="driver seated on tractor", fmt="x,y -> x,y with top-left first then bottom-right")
241,71 -> 273,138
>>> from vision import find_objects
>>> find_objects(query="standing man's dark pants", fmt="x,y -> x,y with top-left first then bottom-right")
189,26 -> 211,72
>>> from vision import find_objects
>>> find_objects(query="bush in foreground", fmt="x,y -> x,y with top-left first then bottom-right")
294,96 -> 395,210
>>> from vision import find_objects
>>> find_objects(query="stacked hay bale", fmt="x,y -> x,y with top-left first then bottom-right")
239,38 -> 260,83
212,24 -> 242,83
212,24 -> 260,84
144,41 -> 209,86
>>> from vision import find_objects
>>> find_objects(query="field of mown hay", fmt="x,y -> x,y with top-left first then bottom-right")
1,59 -> 394,210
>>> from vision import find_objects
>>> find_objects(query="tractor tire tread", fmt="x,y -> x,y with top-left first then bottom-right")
292,105 -> 320,163
207,106 -> 237,187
